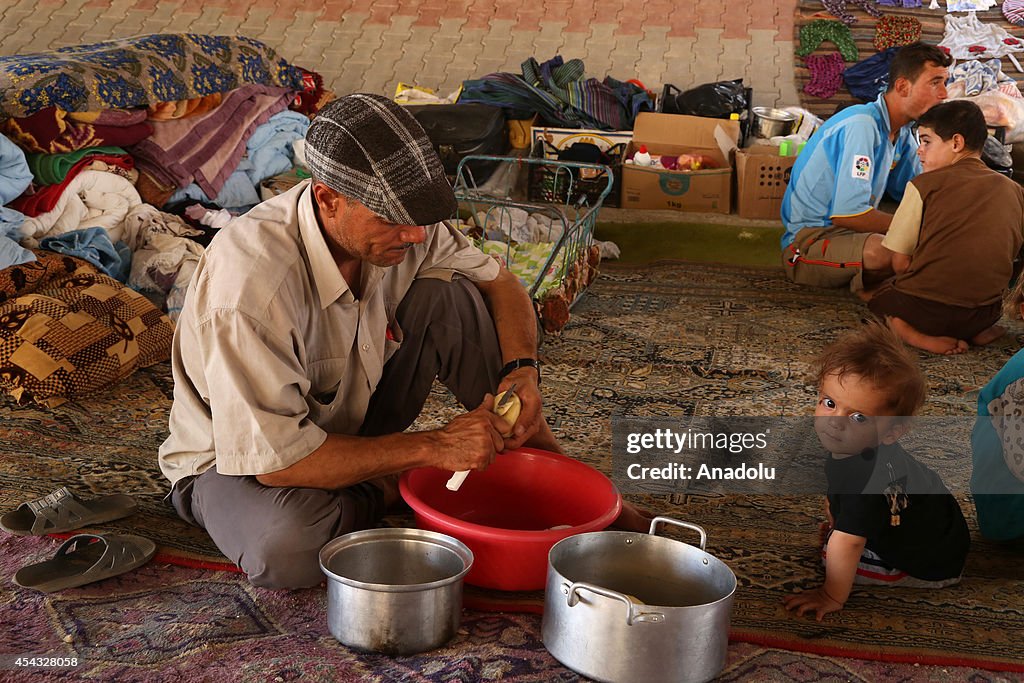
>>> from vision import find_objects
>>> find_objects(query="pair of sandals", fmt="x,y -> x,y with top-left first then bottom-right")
0,487 -> 156,593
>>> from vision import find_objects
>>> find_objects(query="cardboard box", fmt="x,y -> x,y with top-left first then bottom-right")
531,126 -> 633,158
621,113 -> 740,214
734,145 -> 796,220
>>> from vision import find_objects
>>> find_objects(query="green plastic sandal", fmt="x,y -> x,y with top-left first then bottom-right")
13,533 -> 157,593
0,487 -> 137,536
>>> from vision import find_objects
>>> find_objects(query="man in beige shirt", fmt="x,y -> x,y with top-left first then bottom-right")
158,94 -> 564,588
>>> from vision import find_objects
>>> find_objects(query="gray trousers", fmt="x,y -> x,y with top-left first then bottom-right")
170,278 -> 503,588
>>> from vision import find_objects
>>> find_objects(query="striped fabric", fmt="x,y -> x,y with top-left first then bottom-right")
460,72 -> 565,121
1005,0 -> 1024,27
460,56 -> 652,131
822,541 -> 963,588
795,0 -> 1024,118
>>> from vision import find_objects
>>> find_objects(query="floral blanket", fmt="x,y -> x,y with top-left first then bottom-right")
0,34 -> 304,119
480,239 -> 565,299
0,107 -> 153,154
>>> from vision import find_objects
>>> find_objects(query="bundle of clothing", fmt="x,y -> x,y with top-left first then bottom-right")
459,56 -> 654,131
947,58 -> 1023,99
938,17 -> 1024,143
0,33 -> 328,319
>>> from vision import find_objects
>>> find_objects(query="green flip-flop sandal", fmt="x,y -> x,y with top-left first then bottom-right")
0,487 -> 137,536
13,533 -> 157,593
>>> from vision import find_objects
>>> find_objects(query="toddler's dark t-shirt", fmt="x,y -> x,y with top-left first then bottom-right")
826,443 -> 970,581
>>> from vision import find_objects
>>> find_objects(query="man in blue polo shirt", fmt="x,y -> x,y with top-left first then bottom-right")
781,43 -> 951,291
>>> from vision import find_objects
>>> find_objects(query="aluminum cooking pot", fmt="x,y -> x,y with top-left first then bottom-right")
319,528 -> 473,656
542,517 -> 736,683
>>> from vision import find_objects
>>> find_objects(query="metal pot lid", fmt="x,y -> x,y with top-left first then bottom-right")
320,527 -> 474,593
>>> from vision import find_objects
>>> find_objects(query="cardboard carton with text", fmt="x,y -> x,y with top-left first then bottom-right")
621,113 -> 740,214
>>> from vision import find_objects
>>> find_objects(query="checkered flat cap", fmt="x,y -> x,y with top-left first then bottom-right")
304,93 -> 457,226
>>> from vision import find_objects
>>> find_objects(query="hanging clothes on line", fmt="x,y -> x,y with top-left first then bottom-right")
948,58 -> 1023,98
821,0 -> 883,25
939,12 -> 1024,71
946,1 -> 998,11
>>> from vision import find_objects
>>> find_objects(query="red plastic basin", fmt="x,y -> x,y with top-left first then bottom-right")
399,448 -> 621,591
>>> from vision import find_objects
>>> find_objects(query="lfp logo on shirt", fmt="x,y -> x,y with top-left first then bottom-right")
851,155 -> 871,180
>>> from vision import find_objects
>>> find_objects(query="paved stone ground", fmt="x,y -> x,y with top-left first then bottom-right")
0,0 -> 801,109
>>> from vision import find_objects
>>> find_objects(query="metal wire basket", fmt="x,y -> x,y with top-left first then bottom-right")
452,155 -> 613,334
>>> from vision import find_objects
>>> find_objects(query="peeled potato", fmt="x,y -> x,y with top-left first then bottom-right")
493,390 -> 521,437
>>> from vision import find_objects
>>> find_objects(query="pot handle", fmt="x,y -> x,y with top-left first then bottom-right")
648,516 -> 707,551
563,581 -> 665,626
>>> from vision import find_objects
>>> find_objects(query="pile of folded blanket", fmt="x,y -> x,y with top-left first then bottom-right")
0,34 -> 331,405
0,33 -> 328,304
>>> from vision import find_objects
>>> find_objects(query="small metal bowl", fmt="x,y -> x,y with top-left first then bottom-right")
750,107 -> 798,140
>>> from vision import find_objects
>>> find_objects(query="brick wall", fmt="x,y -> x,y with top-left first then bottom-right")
0,0 -> 800,109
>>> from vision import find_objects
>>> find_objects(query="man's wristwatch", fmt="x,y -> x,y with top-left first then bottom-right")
498,358 -> 541,384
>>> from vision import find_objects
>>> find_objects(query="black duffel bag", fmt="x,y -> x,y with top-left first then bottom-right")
405,103 -> 508,184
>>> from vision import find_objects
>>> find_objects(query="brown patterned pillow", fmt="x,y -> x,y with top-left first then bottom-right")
0,270 -> 174,407
0,250 -> 98,305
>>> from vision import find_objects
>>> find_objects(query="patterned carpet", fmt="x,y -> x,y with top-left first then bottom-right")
1,260 -> 1023,678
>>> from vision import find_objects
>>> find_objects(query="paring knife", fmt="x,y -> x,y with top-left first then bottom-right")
446,384 -> 517,492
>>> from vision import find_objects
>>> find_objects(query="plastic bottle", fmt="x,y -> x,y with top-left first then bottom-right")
633,144 -> 652,166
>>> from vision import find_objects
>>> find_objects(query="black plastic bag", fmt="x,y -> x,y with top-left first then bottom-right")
660,80 -> 748,118
982,135 -> 1013,177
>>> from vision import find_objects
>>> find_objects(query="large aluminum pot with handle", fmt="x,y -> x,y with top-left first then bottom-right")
542,517 -> 736,683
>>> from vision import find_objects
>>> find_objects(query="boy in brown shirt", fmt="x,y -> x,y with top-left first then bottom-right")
868,100 -> 1024,354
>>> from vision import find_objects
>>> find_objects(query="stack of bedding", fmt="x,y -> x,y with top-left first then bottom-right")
0,34 -> 327,405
